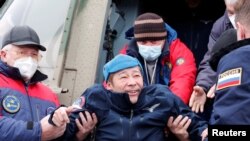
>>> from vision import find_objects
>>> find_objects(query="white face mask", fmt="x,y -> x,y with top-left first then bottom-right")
229,14 -> 236,29
13,57 -> 38,81
138,44 -> 162,61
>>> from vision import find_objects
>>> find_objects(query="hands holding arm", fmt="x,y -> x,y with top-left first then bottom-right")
46,96 -> 98,141
40,106 -> 74,141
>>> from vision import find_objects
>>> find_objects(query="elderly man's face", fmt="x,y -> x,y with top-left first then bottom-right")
1,44 -> 40,66
106,66 -> 143,104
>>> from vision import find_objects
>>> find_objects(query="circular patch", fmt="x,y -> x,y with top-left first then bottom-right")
176,58 -> 185,65
2,95 -> 20,114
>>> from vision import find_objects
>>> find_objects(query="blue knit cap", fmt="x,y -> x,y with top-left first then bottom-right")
103,54 -> 143,82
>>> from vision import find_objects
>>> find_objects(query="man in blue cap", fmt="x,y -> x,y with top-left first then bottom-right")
56,54 -> 208,141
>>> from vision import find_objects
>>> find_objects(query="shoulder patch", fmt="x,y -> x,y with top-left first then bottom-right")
216,67 -> 242,90
2,95 -> 20,114
176,57 -> 185,65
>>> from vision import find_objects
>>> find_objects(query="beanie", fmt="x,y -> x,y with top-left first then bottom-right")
103,54 -> 143,82
134,12 -> 167,41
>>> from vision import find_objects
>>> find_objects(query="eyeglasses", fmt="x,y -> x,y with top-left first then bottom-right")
6,50 -> 43,61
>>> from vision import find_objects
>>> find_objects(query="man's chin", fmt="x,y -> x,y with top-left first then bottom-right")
129,97 -> 138,104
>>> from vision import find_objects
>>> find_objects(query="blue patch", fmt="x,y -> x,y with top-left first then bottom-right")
2,95 -> 20,114
47,107 -> 56,115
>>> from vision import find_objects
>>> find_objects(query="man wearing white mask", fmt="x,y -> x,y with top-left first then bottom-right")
189,0 -> 244,120
0,25 -> 96,141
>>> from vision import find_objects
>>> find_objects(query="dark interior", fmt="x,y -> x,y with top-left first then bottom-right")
137,0 -> 225,66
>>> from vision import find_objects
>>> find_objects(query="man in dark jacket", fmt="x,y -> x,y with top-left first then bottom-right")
189,0 -> 244,119
57,54 -> 208,141
209,0 -> 250,125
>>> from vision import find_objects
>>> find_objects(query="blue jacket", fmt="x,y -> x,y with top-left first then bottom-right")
210,39 -> 250,124
0,60 -> 59,141
196,11 -> 233,92
62,84 -> 207,141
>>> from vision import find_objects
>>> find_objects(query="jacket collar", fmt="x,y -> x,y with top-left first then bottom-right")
224,11 -> 234,30
210,38 -> 250,71
0,60 -> 48,84
108,88 -> 148,113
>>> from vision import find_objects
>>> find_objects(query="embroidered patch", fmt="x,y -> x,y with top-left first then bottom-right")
2,95 -> 20,114
176,58 -> 185,65
216,67 -> 242,90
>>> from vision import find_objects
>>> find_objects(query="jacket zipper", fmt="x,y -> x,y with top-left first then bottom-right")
36,104 -> 40,120
25,86 -> 34,121
129,109 -> 134,141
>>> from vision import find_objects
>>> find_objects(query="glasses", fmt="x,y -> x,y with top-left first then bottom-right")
6,50 -> 43,61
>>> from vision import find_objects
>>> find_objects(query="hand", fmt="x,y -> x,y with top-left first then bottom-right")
52,106 -> 74,126
207,84 -> 216,98
167,115 -> 191,141
189,86 -> 207,113
75,111 -> 98,141
40,115 -> 67,141
201,128 -> 208,141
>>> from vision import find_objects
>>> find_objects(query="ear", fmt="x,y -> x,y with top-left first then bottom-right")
0,50 -> 7,61
106,81 -> 113,90
236,21 -> 246,40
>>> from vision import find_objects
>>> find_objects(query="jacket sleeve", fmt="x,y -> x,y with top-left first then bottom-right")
196,16 -> 226,92
169,39 -> 197,104
172,94 -> 208,141
196,35 -> 217,92
0,116 -> 41,141
59,85 -> 108,141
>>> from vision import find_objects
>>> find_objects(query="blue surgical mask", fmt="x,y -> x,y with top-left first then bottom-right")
138,44 -> 162,61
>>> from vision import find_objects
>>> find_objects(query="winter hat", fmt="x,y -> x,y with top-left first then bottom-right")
103,54 -> 143,82
134,12 -> 167,41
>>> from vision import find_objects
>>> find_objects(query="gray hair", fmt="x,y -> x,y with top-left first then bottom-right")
1,44 -> 12,51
